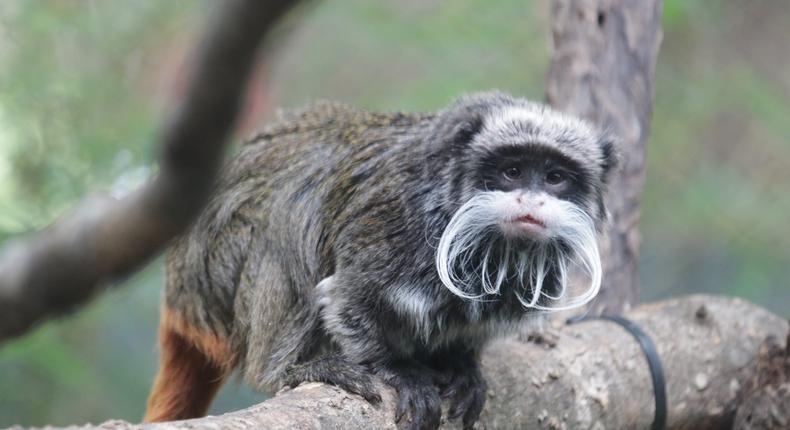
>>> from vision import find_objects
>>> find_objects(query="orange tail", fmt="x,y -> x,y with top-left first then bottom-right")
144,307 -> 237,423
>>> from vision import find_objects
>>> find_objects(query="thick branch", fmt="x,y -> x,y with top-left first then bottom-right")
547,0 -> 664,314
14,295 -> 784,430
733,328 -> 790,429
0,0 -> 300,341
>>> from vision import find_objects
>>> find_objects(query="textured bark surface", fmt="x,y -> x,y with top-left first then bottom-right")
0,0 -> 300,341
12,295 -> 786,430
733,330 -> 790,430
547,0 -> 664,315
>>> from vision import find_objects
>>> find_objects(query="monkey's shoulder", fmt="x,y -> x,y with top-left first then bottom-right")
245,100 -> 434,145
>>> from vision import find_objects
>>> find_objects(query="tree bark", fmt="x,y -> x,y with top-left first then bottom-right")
733,329 -> 790,429
547,0 -> 664,315
0,0 -> 301,341
10,295 -> 786,430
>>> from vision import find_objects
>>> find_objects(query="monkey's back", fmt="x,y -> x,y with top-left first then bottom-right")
163,101 -> 434,344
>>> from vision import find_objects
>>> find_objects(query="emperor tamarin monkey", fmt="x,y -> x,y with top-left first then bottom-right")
144,91 -> 617,429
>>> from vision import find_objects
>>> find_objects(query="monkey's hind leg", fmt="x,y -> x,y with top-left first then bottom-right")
283,354 -> 381,403
144,307 -> 237,422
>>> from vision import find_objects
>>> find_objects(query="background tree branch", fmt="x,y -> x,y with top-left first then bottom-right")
10,296 -> 786,430
0,0 -> 300,341
547,0 -> 664,315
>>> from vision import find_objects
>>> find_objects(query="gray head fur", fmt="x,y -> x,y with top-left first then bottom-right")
428,91 -> 617,311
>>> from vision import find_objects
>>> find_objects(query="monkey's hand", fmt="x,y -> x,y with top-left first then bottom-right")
377,361 -> 443,430
282,354 -> 381,403
437,357 -> 487,430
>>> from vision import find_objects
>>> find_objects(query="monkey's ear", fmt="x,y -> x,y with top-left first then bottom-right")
598,135 -> 620,183
451,114 -> 484,146
429,107 -> 486,152
433,91 -> 513,149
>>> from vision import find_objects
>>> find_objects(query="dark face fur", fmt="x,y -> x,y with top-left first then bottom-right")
477,145 -> 591,226
432,95 -> 616,310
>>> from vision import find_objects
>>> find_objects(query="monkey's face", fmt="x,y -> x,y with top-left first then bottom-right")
434,100 -> 614,311
475,145 -> 591,242
435,146 -> 601,310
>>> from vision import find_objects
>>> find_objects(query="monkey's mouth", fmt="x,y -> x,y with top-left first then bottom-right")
514,214 -> 546,228
500,213 -> 549,240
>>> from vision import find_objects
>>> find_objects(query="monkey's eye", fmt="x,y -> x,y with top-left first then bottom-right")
502,166 -> 522,181
545,170 -> 567,185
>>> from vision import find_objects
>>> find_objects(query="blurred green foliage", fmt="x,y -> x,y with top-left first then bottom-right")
0,0 -> 788,426
0,2 -> 192,234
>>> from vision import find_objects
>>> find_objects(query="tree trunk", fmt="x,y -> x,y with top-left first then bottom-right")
547,0 -> 664,315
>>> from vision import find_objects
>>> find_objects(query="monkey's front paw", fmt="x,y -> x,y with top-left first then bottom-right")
439,364 -> 487,429
382,366 -> 442,430
283,355 -> 381,404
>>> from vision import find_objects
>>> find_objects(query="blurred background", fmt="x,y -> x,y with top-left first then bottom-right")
0,0 -> 788,426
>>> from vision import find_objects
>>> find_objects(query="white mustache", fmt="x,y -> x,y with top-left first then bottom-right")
435,191 -> 602,312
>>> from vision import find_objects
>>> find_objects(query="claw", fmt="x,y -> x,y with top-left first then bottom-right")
380,362 -> 443,430
436,361 -> 487,429
395,394 -> 409,423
